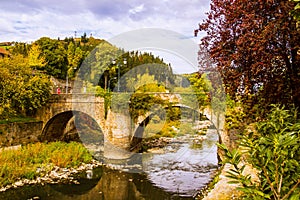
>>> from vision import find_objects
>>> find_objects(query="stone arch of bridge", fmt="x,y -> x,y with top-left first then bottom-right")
40,110 -> 104,145
130,104 -> 212,151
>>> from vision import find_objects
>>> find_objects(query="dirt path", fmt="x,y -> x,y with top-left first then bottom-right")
200,164 -> 241,200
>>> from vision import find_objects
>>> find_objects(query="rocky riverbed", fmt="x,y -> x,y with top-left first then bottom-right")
141,120 -> 212,153
0,160 -> 103,192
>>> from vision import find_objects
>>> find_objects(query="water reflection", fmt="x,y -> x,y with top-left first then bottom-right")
142,129 -> 218,197
0,168 -> 195,200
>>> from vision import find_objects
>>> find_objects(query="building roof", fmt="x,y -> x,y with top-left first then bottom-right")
0,47 -> 10,56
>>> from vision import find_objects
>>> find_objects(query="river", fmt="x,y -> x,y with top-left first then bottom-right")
0,127 -> 219,200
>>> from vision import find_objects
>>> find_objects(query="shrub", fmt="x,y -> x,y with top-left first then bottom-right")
219,105 -> 300,200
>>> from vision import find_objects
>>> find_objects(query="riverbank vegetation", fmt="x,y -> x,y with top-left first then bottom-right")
196,0 -> 300,199
220,105 -> 300,199
0,142 -> 92,187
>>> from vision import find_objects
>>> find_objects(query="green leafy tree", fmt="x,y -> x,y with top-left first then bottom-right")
0,65 -> 15,118
125,77 -> 136,92
189,73 -> 211,110
19,75 -> 51,115
133,73 -> 162,92
129,93 -> 166,122
67,42 -> 83,79
86,41 -> 121,86
128,73 -> 167,121
35,37 -> 68,79
67,42 -> 76,65
10,42 -> 29,56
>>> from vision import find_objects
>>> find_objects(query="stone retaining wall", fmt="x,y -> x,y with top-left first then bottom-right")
203,108 -> 239,161
0,122 -> 43,147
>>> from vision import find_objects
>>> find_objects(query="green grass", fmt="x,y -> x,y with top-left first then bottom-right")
0,142 -> 93,187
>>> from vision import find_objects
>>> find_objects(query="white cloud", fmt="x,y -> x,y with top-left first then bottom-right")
129,4 -> 144,14
0,19 -> 15,34
0,0 -> 211,73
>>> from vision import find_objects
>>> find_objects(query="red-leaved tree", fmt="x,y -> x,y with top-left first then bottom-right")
196,0 -> 300,109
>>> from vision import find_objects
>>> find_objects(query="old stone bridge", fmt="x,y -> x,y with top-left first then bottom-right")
8,93 -> 225,160
35,94 -> 105,143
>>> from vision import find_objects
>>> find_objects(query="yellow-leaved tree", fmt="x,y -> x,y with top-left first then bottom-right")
0,54 -> 51,119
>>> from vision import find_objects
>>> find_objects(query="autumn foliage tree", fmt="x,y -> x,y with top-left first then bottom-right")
197,1 -> 300,198
196,0 -> 300,110
0,55 -> 51,119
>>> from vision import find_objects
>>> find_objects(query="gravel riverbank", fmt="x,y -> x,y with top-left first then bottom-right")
0,160 -> 103,192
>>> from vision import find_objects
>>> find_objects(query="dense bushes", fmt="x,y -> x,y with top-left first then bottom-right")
220,105 -> 300,200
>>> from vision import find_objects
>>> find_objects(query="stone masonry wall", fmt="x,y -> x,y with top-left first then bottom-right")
104,110 -> 132,149
203,108 -> 238,161
0,122 -> 43,147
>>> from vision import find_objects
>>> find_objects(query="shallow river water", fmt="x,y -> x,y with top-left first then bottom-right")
0,128 -> 219,200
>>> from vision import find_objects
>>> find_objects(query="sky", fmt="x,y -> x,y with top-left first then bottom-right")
0,0 -> 211,74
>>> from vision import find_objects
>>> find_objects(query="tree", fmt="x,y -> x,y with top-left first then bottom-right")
88,41 -> 121,87
81,32 -> 89,44
28,43 -> 47,70
197,0 -> 300,109
133,73 -> 160,92
10,42 -> 29,56
0,65 -> 14,118
0,55 -> 51,119
67,42 -> 76,64
35,37 -> 68,79
188,72 -> 211,110
67,43 -> 83,79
